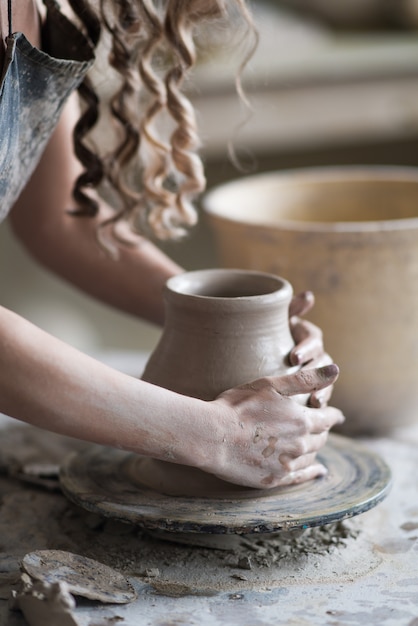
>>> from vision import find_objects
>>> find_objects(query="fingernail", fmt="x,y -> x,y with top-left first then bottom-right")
318,364 -> 339,380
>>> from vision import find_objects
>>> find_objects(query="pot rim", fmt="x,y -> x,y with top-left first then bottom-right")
165,268 -> 293,305
203,165 -> 418,233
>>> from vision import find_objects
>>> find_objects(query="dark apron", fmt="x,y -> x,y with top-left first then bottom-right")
0,0 -> 95,220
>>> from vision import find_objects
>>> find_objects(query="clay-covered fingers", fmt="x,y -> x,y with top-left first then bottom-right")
289,291 -> 321,367
306,404 -> 344,435
273,462 -> 328,487
273,364 -> 344,420
209,365 -> 344,490
297,352 -> 335,408
289,317 -> 324,366
270,364 -> 340,398
279,451 -> 322,472
278,430 -> 330,466
308,382 -> 334,409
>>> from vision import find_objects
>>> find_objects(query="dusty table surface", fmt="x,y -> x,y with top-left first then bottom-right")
1,353 -> 418,626
1,418 -> 417,626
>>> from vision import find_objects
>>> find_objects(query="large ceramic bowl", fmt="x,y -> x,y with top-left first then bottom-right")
203,166 -> 418,435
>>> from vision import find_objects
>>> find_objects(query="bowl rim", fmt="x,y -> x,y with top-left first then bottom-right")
203,165 -> 418,233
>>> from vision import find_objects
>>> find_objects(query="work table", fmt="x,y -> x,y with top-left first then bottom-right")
0,352 -> 417,626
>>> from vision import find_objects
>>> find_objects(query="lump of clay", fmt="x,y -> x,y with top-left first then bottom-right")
21,550 -> 137,603
10,574 -> 81,626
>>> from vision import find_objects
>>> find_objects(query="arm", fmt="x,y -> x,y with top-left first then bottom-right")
9,93 -> 182,326
0,305 -> 343,488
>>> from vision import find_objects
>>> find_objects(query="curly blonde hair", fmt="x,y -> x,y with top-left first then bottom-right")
67,0 -> 256,248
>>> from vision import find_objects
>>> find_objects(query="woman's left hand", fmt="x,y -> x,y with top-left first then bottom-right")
289,291 -> 334,408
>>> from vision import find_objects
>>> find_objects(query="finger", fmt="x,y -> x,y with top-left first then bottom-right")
309,385 -> 334,408
289,291 -> 315,318
299,354 -> 335,406
280,451 -> 318,472
309,405 -> 345,432
304,357 -> 334,406
289,318 -> 322,346
271,364 -> 339,397
273,462 -> 328,488
303,352 -> 333,370
289,318 -> 323,366
279,431 -> 329,464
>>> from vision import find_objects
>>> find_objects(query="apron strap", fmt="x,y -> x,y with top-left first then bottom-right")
7,0 -> 12,36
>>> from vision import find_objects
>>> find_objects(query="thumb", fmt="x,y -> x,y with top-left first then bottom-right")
271,364 -> 339,397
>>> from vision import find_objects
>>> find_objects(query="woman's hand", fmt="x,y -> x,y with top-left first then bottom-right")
206,365 -> 344,490
289,291 -> 334,408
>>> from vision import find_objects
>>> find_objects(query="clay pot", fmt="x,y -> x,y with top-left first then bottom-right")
203,166 -> 418,435
142,268 -> 299,399
139,268 -> 303,496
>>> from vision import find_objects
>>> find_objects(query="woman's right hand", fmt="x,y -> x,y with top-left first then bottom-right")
204,364 -> 344,490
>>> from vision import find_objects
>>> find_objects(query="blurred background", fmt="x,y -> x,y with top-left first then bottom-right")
2,0 -> 418,358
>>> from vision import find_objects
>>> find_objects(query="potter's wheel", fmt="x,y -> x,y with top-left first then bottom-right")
59,434 -> 391,535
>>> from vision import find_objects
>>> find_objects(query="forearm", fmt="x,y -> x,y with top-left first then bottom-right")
0,305 -> 214,466
0,305 -> 343,489
8,94 -> 182,326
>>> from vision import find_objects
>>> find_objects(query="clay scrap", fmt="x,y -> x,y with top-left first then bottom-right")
0,449 -> 61,491
10,551 -> 136,625
21,550 -> 137,604
10,574 -> 81,626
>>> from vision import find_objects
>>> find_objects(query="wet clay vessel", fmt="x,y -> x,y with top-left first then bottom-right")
142,268 -> 298,398
138,268 -> 303,497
